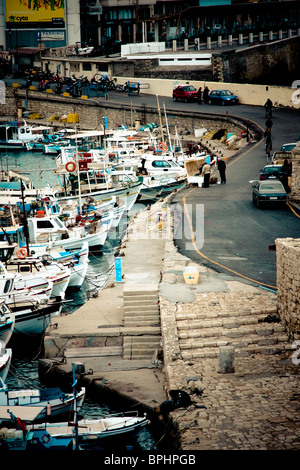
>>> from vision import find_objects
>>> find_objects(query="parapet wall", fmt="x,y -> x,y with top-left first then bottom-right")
276,238 -> 300,340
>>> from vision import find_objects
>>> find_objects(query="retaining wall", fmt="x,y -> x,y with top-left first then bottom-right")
276,238 -> 300,340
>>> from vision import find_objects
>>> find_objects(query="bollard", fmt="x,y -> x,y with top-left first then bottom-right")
115,257 -> 122,282
228,34 -> 232,46
278,30 -> 283,40
249,33 -> 253,45
218,346 -> 235,374
238,33 -> 243,45
172,39 -> 177,52
207,37 -> 211,50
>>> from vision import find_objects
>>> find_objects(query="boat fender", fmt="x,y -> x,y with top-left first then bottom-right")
65,161 -> 76,172
16,247 -> 28,259
46,402 -> 51,416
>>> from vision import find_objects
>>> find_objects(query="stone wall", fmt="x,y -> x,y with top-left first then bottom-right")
1,86 -> 250,138
291,145 -> 300,204
276,238 -> 300,340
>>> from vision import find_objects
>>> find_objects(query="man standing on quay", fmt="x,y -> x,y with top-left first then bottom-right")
217,158 -> 226,184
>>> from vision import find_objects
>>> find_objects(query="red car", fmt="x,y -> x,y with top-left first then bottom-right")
172,85 -> 198,102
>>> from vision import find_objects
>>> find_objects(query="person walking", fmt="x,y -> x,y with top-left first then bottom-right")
217,158 -> 226,184
203,86 -> 209,104
197,87 -> 202,104
202,162 -> 211,187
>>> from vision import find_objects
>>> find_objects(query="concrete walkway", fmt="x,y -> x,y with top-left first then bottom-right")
42,180 -> 300,451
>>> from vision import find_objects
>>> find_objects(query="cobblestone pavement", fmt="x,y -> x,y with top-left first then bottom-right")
158,210 -> 300,451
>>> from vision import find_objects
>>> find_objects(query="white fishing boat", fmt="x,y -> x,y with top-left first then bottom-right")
0,122 -> 54,151
5,256 -> 70,299
0,300 -> 15,347
54,148 -> 143,211
0,378 -> 86,424
0,411 -> 149,450
0,346 -> 12,383
3,291 -> 63,337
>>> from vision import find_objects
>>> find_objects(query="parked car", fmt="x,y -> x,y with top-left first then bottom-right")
260,164 -> 283,180
272,151 -> 293,165
252,180 -> 287,208
173,85 -> 198,102
208,90 -> 239,105
280,142 -> 297,152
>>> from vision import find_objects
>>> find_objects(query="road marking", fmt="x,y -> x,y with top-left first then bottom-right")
180,119 -> 278,290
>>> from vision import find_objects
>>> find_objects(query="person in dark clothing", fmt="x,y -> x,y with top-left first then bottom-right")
217,158 -> 226,183
197,87 -> 202,104
264,99 -> 273,118
265,117 -> 273,132
280,159 -> 291,192
203,87 -> 209,104
202,162 -> 211,187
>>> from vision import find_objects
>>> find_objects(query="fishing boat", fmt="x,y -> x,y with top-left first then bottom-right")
0,122 -> 54,151
0,300 -> 15,347
0,378 -> 85,424
0,411 -> 149,450
54,148 -> 143,211
4,291 -> 63,337
0,347 -> 12,383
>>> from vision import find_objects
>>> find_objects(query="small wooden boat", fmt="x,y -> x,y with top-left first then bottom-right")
0,411 -> 149,450
0,378 -> 85,424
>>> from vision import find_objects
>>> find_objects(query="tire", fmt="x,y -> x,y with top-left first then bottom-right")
184,97 -> 188,103
221,100 -> 225,106
173,96 -> 177,101
208,99 -> 212,105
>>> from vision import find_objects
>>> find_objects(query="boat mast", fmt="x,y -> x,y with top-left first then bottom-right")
72,364 -> 79,451
20,179 -> 30,255
156,95 -> 164,144
163,103 -> 173,156
75,126 -> 82,215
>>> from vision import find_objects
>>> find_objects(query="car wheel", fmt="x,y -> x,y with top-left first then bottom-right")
184,97 -> 188,103
221,100 -> 225,106
208,99 -> 212,105
173,96 -> 177,101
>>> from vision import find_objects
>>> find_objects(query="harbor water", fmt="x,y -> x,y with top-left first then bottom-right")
1,149 -> 159,451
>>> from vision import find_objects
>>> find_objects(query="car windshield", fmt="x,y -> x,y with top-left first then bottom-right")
220,90 -> 232,96
263,167 -> 282,174
260,182 -> 284,190
184,86 -> 196,91
281,144 -> 295,151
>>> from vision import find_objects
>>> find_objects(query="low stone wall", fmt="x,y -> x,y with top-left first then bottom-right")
276,238 -> 300,340
2,86 -> 255,140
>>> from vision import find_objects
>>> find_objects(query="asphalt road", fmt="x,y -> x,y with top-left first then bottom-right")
5,78 -> 300,288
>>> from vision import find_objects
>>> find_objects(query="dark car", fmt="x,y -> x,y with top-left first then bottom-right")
252,180 -> 287,208
260,164 -> 283,180
208,89 -> 239,105
173,85 -> 198,102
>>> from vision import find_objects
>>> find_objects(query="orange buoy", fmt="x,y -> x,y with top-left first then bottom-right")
16,247 -> 28,259
157,142 -> 167,151
65,161 -> 76,172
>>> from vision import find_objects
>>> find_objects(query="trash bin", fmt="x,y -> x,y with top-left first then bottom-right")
183,266 -> 199,284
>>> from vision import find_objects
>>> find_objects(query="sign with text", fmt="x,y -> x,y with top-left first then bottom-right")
6,0 -> 65,28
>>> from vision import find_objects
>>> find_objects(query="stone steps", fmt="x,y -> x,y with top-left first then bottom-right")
123,335 -> 161,360
181,342 -> 294,360
176,303 -> 290,360
122,284 -> 161,358
64,346 -> 123,358
124,316 -> 161,327
178,322 -> 286,340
